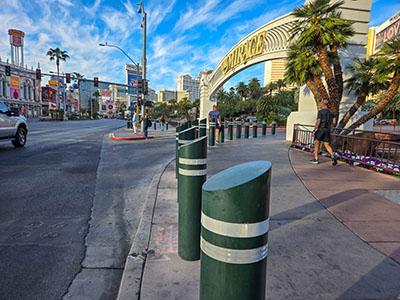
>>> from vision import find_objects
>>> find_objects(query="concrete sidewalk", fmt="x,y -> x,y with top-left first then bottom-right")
119,132 -> 400,300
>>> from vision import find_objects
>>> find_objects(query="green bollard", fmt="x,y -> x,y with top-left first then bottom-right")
177,127 -> 196,180
175,124 -> 181,179
178,136 -> 207,261
209,118 -> 216,146
166,121 -> 169,131
188,120 -> 192,128
271,120 -> 276,135
199,118 -> 207,137
228,120 -> 233,140
127,120 -> 132,129
154,121 -> 156,130
262,121 -> 266,136
244,121 -> 249,139
219,118 -> 224,143
200,161 -> 271,300
236,121 -> 242,139
253,122 -> 258,138
192,119 -> 199,138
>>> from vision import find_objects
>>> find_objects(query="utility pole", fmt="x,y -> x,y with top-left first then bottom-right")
138,1 -> 147,132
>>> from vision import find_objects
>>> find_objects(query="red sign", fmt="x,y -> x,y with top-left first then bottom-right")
12,36 -> 22,46
8,29 -> 25,37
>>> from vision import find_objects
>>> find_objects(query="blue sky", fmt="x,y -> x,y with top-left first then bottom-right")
1,0 -> 399,92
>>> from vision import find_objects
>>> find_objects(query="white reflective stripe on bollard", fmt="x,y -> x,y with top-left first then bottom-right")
179,140 -> 194,144
200,237 -> 268,264
179,168 -> 207,176
201,213 -> 269,238
179,158 -> 207,165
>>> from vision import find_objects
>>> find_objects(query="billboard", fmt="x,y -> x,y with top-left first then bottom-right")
375,18 -> 400,50
127,73 -> 142,95
10,75 -> 20,99
8,29 -> 24,47
101,91 -> 111,104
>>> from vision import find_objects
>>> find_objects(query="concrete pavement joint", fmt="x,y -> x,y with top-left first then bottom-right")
117,157 -> 175,300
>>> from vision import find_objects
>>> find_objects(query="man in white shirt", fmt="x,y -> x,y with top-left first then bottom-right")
132,111 -> 138,133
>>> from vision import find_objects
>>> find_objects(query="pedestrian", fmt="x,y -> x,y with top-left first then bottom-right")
310,100 -> 338,165
143,113 -> 152,137
132,111 -> 138,134
208,104 -> 221,143
160,114 -> 165,131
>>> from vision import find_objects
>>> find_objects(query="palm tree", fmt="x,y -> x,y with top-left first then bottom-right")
92,90 -> 100,117
193,99 -> 200,118
285,43 -> 328,107
263,82 -> 278,99
383,92 -> 400,119
248,77 -> 262,100
178,97 -> 192,120
347,37 -> 400,130
257,95 -> 276,116
46,48 -> 70,110
338,57 -> 386,128
276,79 -> 286,91
289,0 -> 354,116
236,81 -> 248,101
73,72 -> 84,114
216,89 -> 227,104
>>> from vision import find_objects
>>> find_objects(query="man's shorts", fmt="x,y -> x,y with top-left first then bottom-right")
215,123 -> 220,130
315,128 -> 331,142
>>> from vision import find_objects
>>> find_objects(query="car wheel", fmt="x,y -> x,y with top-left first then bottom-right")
12,127 -> 27,147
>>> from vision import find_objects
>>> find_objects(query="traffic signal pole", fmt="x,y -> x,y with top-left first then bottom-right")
140,8 -> 147,133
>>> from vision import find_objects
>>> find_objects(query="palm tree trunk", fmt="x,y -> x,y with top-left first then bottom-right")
315,43 -> 339,114
312,74 -> 330,103
56,59 -> 60,111
346,72 -> 400,131
306,80 -> 322,107
240,91 -> 243,102
330,43 -> 344,105
338,82 -> 368,129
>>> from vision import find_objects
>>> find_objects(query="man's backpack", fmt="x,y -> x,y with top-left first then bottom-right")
147,119 -> 152,127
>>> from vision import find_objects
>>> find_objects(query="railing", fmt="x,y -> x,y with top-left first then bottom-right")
292,124 -> 400,176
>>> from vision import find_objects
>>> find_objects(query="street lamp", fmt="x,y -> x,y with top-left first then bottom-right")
137,1 -> 147,132
99,42 -> 140,125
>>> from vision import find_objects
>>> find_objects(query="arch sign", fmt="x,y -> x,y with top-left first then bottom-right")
221,32 -> 266,75
199,0 -> 373,140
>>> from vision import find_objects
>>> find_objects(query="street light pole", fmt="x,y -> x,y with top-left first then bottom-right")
98,42 -> 140,125
137,1 -> 147,132
50,70 -> 67,120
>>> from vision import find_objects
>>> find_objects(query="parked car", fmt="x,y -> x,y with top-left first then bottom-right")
0,101 -> 28,147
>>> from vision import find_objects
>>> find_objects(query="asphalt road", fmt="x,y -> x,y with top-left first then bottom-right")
0,120 -> 175,300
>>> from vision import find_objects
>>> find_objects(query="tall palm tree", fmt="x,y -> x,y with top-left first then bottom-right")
383,92 -> 400,119
285,43 -> 327,107
216,89 -> 227,104
338,57 -> 386,128
92,90 -> 101,117
263,82 -> 278,99
276,79 -> 286,91
73,72 -> 84,114
178,97 -> 192,120
347,37 -> 400,130
248,78 -> 262,100
289,0 -> 354,116
46,48 -> 70,110
236,81 -> 248,101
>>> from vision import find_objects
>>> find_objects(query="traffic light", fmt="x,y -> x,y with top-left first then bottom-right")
94,77 -> 99,87
138,97 -> 142,106
144,80 -> 148,95
36,69 -> 41,80
138,79 -> 143,94
5,66 -> 11,76
66,73 -> 71,83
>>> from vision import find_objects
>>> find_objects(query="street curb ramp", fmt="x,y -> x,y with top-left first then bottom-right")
117,157 -> 175,300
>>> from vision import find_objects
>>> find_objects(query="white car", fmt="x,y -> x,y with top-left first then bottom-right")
0,101 -> 28,147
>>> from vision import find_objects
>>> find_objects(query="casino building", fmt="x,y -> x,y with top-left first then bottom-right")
0,29 -> 42,117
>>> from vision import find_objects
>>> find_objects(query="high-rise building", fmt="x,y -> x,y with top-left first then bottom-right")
366,11 -> 400,58
177,74 -> 200,102
158,88 -> 189,102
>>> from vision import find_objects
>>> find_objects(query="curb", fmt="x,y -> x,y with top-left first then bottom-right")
109,133 -> 164,141
117,157 -> 175,300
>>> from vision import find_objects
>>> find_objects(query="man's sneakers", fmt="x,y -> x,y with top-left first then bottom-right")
215,139 -> 219,144
332,156 -> 338,166
309,159 -> 320,164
